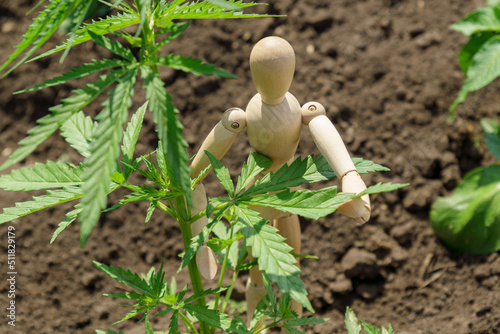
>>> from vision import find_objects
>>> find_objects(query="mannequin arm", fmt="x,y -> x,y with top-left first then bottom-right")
188,108 -> 245,279
189,107 -> 246,181
301,102 -> 370,224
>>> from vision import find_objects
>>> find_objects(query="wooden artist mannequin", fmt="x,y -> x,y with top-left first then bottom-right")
189,36 -> 371,330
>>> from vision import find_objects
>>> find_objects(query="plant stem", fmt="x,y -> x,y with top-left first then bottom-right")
221,269 -> 239,314
176,197 -> 210,334
180,311 -> 200,334
213,242 -> 230,311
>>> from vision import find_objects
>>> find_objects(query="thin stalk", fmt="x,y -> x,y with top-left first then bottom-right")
213,220 -> 234,311
176,197 -> 210,334
213,242 -> 230,311
180,311 -> 200,334
220,269 -> 239,314
156,200 -> 178,220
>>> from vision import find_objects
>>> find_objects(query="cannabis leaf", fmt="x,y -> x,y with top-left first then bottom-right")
143,67 -> 191,199
60,111 -> 97,158
236,205 -> 313,313
242,187 -> 355,220
79,69 -> 137,246
0,69 -> 126,172
0,0 -> 84,76
121,102 -> 148,179
0,161 -> 84,191
0,187 -> 81,224
29,12 -> 140,62
151,54 -> 236,78
16,58 -> 130,94
93,261 -> 152,295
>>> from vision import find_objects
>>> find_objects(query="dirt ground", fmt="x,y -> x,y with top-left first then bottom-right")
1,0 -> 500,333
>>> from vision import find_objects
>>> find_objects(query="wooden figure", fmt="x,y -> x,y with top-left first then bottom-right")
188,36 -> 371,330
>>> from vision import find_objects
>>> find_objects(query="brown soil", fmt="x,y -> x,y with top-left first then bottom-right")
1,0 -> 500,333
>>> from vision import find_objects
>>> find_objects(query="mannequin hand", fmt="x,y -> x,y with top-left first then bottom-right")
337,171 -> 371,224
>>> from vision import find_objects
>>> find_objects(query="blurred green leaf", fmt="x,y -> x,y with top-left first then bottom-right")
450,36 -> 500,112
345,307 -> 362,334
458,32 -> 496,73
481,118 -> 500,160
430,165 -> 500,254
450,5 -> 500,36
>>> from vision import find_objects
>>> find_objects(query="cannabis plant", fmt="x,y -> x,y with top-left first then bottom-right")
0,0 -> 406,332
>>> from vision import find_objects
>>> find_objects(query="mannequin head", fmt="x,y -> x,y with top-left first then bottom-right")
249,36 -> 296,105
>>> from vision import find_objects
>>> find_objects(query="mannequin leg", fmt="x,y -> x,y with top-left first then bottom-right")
246,252 -> 267,328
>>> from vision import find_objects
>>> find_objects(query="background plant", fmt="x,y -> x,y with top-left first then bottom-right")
0,0 -> 406,332
430,119 -> 500,254
430,0 -> 500,255
345,307 -> 394,334
449,0 -> 500,114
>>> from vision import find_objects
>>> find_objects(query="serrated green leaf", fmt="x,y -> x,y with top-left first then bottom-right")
135,0 -> 151,37
360,320 -> 382,334
205,151 -> 234,196
242,187 -> 356,220
0,187 -> 81,224
0,0 -> 83,76
352,157 -> 390,174
169,310 -> 179,334
243,156 -> 384,197
450,5 -> 500,36
356,182 -> 409,197
16,58 -> 130,94
286,316 -> 329,327
345,307 -> 362,334
282,325 -> 303,334
451,36 -> 500,112
481,118 -> 500,160
95,330 -> 126,334
104,291 -> 143,300
93,261 -> 151,294
29,12 -> 140,62
122,102 -> 148,179
144,316 -> 154,334
206,0 -> 243,10
236,206 -> 313,313
158,0 -> 276,21
50,206 -> 82,243
143,68 -> 191,199
113,307 -> 147,325
183,304 -> 251,333
60,111 -> 97,158
58,0 -> 95,63
0,161 -> 84,191
430,165 -> 500,254
152,21 -> 191,53
79,69 -> 137,246
458,32 -> 496,74
236,152 -> 273,194
0,69 -> 125,172
183,287 -> 229,304
151,54 -> 236,78
145,200 -> 156,225
138,155 -> 164,186
87,30 -> 135,61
